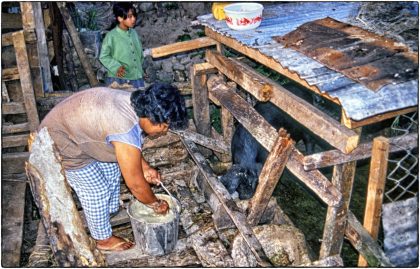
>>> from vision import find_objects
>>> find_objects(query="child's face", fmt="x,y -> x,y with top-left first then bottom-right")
117,9 -> 136,30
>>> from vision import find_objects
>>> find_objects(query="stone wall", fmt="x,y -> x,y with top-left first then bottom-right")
61,2 -> 212,91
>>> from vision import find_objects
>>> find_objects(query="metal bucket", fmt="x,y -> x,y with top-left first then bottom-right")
127,194 -> 181,256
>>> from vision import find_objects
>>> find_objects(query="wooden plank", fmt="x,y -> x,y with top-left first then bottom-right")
32,2 -> 53,93
2,122 -> 30,134
26,128 -> 106,266
192,62 -> 218,76
342,107 -> 418,129
2,81 -> 10,102
191,64 -> 211,137
207,75 -> 342,207
57,2 -> 99,87
1,13 -> 22,30
346,211 -> 393,267
247,128 -> 294,226
13,30 -> 40,130
20,2 -> 36,29
180,138 -> 272,267
2,134 -> 29,148
206,50 -> 272,101
2,102 -> 26,114
358,137 -> 389,266
219,81 -> 236,162
1,152 -> 29,175
1,181 -> 26,267
206,50 -> 360,153
151,37 -> 218,58
2,67 -> 20,81
303,132 -> 418,170
1,29 -> 37,47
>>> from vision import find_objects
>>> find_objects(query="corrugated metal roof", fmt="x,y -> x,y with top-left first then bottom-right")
198,2 -> 418,121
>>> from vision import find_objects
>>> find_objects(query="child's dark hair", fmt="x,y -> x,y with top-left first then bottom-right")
113,2 -> 137,20
131,83 -> 188,130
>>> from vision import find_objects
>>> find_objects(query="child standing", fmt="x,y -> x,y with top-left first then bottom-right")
100,2 -> 145,89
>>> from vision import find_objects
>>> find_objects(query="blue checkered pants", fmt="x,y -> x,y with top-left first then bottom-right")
65,161 -> 121,240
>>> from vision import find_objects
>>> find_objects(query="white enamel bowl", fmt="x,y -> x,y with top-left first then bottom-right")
224,3 -> 264,31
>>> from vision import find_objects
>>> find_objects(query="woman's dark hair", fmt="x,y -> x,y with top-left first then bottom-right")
113,2 -> 137,20
131,83 -> 188,130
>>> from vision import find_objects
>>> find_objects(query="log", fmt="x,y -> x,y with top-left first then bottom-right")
13,30 -> 40,130
219,81 -> 236,162
2,102 -> 26,114
173,173 -> 235,267
2,122 -> 30,134
303,132 -> 418,170
171,129 -> 230,154
181,137 -> 272,267
358,137 -> 389,266
2,152 -> 29,175
207,75 -> 342,207
2,67 -> 20,81
206,50 -> 273,101
57,2 -> 99,87
151,37 -> 217,58
346,211 -> 393,267
142,141 -> 189,167
26,128 -> 105,266
247,129 -> 294,226
205,50 -> 360,154
2,29 -> 36,47
2,134 -> 29,148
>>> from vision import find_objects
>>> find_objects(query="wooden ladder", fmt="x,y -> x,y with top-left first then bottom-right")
1,29 -> 40,267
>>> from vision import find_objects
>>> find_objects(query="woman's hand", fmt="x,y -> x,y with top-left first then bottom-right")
146,199 -> 169,214
143,166 -> 161,185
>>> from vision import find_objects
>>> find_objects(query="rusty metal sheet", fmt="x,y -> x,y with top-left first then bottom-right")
275,17 -> 418,92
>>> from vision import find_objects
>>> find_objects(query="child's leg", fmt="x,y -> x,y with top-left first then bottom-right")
65,161 -> 118,240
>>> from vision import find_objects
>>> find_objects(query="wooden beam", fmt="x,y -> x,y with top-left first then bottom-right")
358,137 -> 389,266
303,132 -> 418,170
151,37 -> 218,58
2,122 -> 30,134
207,75 -> 342,207
206,50 -> 272,101
247,129 -> 294,226
319,122 -> 361,258
1,13 -> 23,30
2,134 -> 29,148
26,128 -> 106,266
32,2 -> 53,93
191,64 -> 211,137
219,81 -> 236,162
206,50 -> 359,153
192,62 -> 218,76
2,67 -> 20,81
57,2 -> 99,87
171,129 -> 230,154
346,211 -> 393,267
13,30 -> 40,130
1,29 -> 37,47
180,138 -> 272,267
20,2 -> 36,29
1,181 -> 26,267
2,102 -> 26,114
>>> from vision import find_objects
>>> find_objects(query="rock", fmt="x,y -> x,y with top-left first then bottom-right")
162,60 -> 174,73
139,3 -> 154,12
231,224 -> 312,267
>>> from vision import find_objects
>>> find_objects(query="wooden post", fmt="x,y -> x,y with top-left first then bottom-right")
26,128 -> 106,266
57,2 -> 99,87
13,30 -> 40,131
32,2 -> 53,93
319,119 -> 361,258
191,64 -> 211,137
247,128 -> 294,226
219,81 -> 236,162
358,137 -> 389,266
180,137 -> 272,267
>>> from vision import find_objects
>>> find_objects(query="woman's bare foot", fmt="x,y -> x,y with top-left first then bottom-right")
96,235 -> 134,251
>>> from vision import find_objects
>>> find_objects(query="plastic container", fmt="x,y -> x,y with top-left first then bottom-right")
127,194 -> 181,256
224,3 -> 264,31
